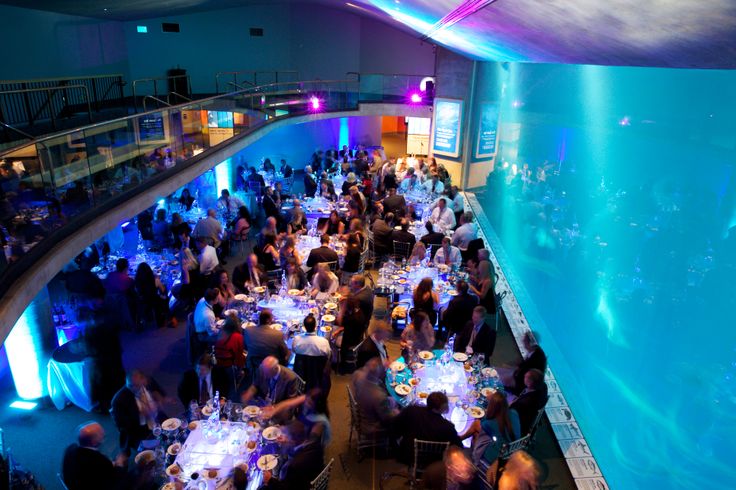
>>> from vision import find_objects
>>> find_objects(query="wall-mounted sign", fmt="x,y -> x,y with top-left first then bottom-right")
475,102 -> 499,158
431,98 -> 463,158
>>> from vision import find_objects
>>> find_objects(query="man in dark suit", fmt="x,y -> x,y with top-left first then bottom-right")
178,353 -> 230,406
356,320 -> 392,369
420,221 -> 446,257
261,420 -> 324,490
243,310 -> 290,369
441,280 -> 479,339
382,186 -> 406,217
390,219 -> 416,257
392,392 -> 462,464
509,368 -> 549,435
349,274 -> 374,321
303,166 -> 318,197
305,234 -> 338,273
110,370 -> 167,454
247,167 -> 265,187
62,422 -> 128,490
262,187 -> 281,220
511,332 -> 548,394
454,306 -> 496,362
241,356 -> 301,423
371,212 -> 395,257
279,159 -> 293,178
232,253 -> 268,293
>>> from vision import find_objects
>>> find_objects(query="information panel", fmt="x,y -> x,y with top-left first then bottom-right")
431,98 -> 463,158
475,102 -> 499,158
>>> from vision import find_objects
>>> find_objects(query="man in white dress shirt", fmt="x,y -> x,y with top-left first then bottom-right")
216,189 -> 245,220
192,208 -> 224,248
429,197 -> 456,232
434,236 -> 462,267
292,314 -> 331,358
195,237 -> 219,275
194,288 -> 221,339
452,212 -> 478,251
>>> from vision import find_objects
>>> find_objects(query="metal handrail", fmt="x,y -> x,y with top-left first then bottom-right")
0,73 -> 125,84
131,74 -> 192,112
0,121 -> 34,141
0,84 -> 93,125
142,95 -> 171,112
214,70 -> 299,94
227,81 -> 251,91
167,91 -> 192,104
0,77 -> 357,159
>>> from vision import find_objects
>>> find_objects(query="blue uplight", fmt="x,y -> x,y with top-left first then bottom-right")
5,310 -> 46,400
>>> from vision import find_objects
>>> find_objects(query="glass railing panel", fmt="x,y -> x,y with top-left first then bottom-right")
41,132 -> 94,218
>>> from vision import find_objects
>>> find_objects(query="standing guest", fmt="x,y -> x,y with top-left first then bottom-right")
310,262 -> 339,298
400,310 -> 435,357
382,165 -> 397,192
455,306 -> 496,362
177,188 -> 195,210
392,392 -> 462,464
303,165 -> 318,197
243,309 -> 290,368
193,209 -> 224,248
62,422 -> 128,490
262,186 -> 281,221
434,236 -> 462,268
274,181 -> 290,202
194,288 -> 221,341
247,166 -> 266,188
284,257 -> 308,290
334,296 -> 367,373
236,165 -> 248,191
260,420 -> 324,490
110,370 -> 167,454
459,392 -> 520,465
342,233 -> 361,273
134,262 -> 169,328
413,277 -> 439,326
469,261 -> 497,314
232,253 -> 267,293
195,236 -> 220,276
508,369 -> 549,435
429,197 -> 456,232
452,212 -> 477,252
241,356 -> 300,423
441,280 -> 478,339
104,258 -> 134,295
263,158 -> 276,173
305,234 -> 338,273
152,208 -> 171,249
356,320 -> 391,368
178,353 -> 230,406
350,358 -> 399,441
382,186 -> 406,217
345,217 -> 366,250
279,159 -> 293,178
233,205 -> 252,241
349,274 -> 374,321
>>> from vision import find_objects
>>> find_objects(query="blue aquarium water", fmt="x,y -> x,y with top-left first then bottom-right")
475,62 -> 736,489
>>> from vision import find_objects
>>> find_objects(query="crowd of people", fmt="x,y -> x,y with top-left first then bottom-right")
58,145 -> 551,490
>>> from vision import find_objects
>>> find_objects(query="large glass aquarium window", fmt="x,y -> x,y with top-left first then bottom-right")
473,62 -> 736,489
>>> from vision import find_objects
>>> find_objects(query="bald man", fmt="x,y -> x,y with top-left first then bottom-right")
62,422 -> 127,490
241,356 -> 300,424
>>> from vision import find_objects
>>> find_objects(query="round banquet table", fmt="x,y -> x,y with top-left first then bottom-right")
385,349 -> 505,442
47,338 -> 94,412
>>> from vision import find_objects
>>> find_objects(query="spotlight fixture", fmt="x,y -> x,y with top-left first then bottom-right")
309,96 -> 321,110
409,92 -> 423,104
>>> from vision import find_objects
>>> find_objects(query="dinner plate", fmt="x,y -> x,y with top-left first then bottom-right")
234,294 -> 248,301
257,454 -> 279,471
135,450 -> 155,465
165,464 -> 183,478
417,391 -> 429,399
408,378 -> 420,386
243,296 -> 256,303
244,405 -> 261,417
243,321 -> 256,329
394,384 -> 411,396
467,406 -> 485,419
480,387 -> 496,398
464,364 -> 473,372
320,325 -> 332,334
390,275 -> 400,280
201,406 -> 213,417
467,376 -> 478,385
288,289 -> 303,296
223,309 -> 238,317
162,418 -> 181,431
245,420 -> 262,431
204,468 -> 219,480
398,279 -> 407,284
410,362 -> 424,371
270,323 -> 283,331
324,302 -> 338,310
262,426 -> 281,441
188,421 -> 199,431
321,314 -> 335,323
447,290 -> 458,296
390,361 -> 406,372
418,351 -> 435,360
160,483 -> 182,490
252,286 -> 266,294
481,367 -> 493,377
166,442 -> 182,456
452,352 -> 469,362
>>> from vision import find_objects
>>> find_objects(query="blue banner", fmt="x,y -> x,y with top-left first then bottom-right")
476,102 -> 499,158
432,98 -> 463,157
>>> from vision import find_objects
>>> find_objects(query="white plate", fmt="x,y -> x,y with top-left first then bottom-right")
394,384 -> 411,396
234,294 -> 248,301
321,314 -> 335,323
257,454 -> 279,471
223,309 -> 238,317
252,286 -> 266,294
480,387 -> 496,398
242,321 -> 256,329
162,418 -> 181,431
452,352 -> 469,362
161,483 -> 179,490
135,449 -> 155,465
201,406 -> 213,417
165,464 -> 183,478
467,406 -> 485,419
270,323 -> 283,331
320,325 -> 332,333
187,421 -> 199,431
288,289 -> 303,296
390,361 -> 406,372
324,302 -> 338,310
166,442 -> 182,456
447,290 -> 458,296
244,296 -> 256,303
203,469 -> 219,480
244,405 -> 261,417
418,351 -> 435,360
262,426 -> 281,441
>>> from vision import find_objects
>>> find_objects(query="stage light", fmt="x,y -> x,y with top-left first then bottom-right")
619,116 -> 631,126
5,309 -> 46,400
512,100 -> 523,108
9,400 -> 37,411
310,96 -> 321,111
409,92 -> 423,104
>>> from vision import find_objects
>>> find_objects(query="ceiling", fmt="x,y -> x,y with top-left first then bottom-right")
3,0 -> 736,68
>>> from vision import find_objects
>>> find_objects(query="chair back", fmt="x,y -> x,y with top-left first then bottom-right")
294,373 -> 307,395
527,400 -> 548,440
324,261 -> 338,272
412,439 -> 449,480
393,240 -> 412,259
293,354 -> 331,393
498,434 -> 531,460
58,473 -> 70,490
428,243 -> 443,260
466,238 -> 486,261
346,385 -> 361,429
309,458 -> 335,490
185,312 -> 205,365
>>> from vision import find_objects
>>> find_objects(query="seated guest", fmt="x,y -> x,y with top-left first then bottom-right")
496,450 -> 543,490
177,188 -> 195,210
193,208 -> 224,249
504,332 -> 547,395
279,159 -> 293,178
286,200 -> 308,235
371,212 -> 394,256
345,217 -> 366,250
232,253 -> 267,293
382,186 -> 406,217
241,356 -> 300,423
62,422 -> 128,490
284,257 -> 308,290
342,172 -> 358,196
356,320 -> 392,368
262,186 -> 281,219
104,258 -> 134,295
257,217 -> 279,249
303,165 -> 318,197
243,309 -> 290,368
342,233 -> 361,273
214,316 -> 245,375
178,353 -> 230,406
263,158 -> 276,173
391,219 -> 417,255
319,179 -> 337,201
452,212 -> 477,252
421,445 -> 481,490
382,166 -> 398,194
508,369 -> 548,435
310,262 -> 339,298
320,210 -> 345,236
429,197 -> 456,232
195,236 -> 220,276
351,358 -> 399,439
400,310 -> 435,357
408,241 -> 428,265
441,280 -> 478,339
413,277 -> 439,326
260,420 -> 324,490
459,392 -> 520,465
306,234 -> 338,272
211,269 -> 235,305
232,205 -> 252,241
420,221 -> 445,252
423,174 -> 445,195
455,306 -> 495,361
111,370 -> 167,454
392,392 -> 462,464
469,260 -> 497,314
399,168 -> 419,193
260,233 -> 281,271
434,236 -> 462,268
293,313 -> 331,357
274,181 -> 290,202
348,185 -> 367,215
194,288 -> 221,341
217,189 -> 245,220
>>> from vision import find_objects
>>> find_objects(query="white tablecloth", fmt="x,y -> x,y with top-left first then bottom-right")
47,344 -> 94,412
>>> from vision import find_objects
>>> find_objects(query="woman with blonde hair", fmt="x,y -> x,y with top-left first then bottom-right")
310,262 -> 339,298
459,391 -> 520,465
469,260 -> 497,313
279,235 -> 302,269
408,241 -> 427,266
